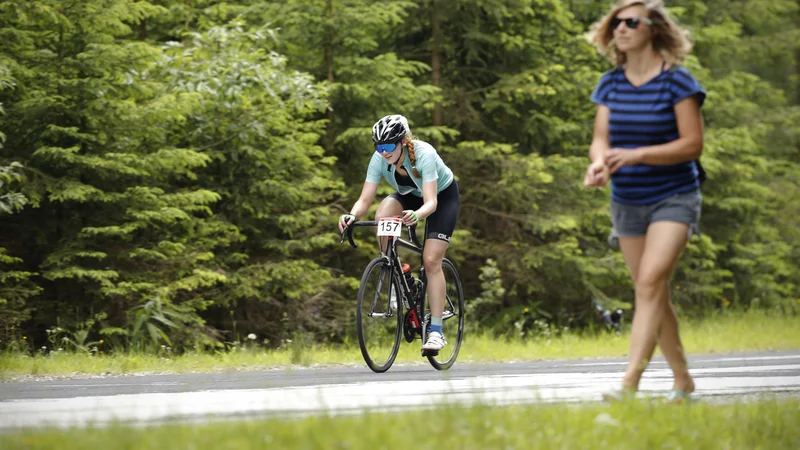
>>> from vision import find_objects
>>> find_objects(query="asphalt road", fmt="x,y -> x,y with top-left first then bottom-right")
1,351 -> 798,430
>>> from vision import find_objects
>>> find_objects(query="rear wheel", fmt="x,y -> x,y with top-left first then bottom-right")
425,258 -> 465,370
356,257 -> 403,373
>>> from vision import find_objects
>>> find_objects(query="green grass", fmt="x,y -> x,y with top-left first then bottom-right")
2,310 -> 798,379
4,398 -> 799,449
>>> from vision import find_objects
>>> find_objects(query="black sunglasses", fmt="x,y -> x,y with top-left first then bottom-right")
611,17 -> 653,30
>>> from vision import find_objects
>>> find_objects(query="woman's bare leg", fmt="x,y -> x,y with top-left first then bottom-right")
621,221 -> 692,390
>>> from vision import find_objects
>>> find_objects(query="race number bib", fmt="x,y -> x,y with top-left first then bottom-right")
377,217 -> 403,237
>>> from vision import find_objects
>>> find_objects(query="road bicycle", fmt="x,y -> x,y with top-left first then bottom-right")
340,217 -> 464,373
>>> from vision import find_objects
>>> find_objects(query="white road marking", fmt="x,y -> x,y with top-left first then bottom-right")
566,355 -> 800,367
693,355 -> 800,363
44,383 -> 184,388
1,363 -> 798,430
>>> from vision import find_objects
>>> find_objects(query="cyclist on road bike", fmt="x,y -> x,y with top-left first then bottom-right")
338,114 -> 460,352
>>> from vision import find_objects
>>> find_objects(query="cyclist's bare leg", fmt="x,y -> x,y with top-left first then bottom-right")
423,238 -> 449,319
374,196 -> 404,252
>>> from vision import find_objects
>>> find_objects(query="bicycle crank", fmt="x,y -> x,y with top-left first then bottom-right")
403,310 -> 420,343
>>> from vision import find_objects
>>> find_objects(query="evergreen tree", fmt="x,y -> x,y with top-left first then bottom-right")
0,0 -> 224,348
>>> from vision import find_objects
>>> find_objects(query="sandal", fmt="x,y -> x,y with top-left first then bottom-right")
665,379 -> 695,404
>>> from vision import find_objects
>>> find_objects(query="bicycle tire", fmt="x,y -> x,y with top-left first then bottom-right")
356,256 -> 403,373
426,258 -> 465,371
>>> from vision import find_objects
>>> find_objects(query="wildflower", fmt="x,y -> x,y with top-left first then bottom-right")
722,298 -> 731,308
594,413 -> 620,427
523,308 -> 529,313
23,336 -> 27,339
247,333 -> 256,340
99,339 -> 104,344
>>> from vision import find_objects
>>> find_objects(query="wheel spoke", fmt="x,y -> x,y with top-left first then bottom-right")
371,268 -> 387,312
444,294 -> 456,315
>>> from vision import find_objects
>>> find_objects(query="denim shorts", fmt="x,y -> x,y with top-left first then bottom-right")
608,190 -> 702,247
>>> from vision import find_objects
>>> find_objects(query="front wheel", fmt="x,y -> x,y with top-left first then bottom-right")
426,258 -> 465,370
356,257 -> 403,373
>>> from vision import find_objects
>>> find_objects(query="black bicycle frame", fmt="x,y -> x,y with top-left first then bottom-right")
342,220 -> 458,345
342,221 -> 423,311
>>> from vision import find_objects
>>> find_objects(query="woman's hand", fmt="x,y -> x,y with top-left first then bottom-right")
604,148 -> 643,174
338,214 -> 355,233
401,210 -> 419,226
584,160 -> 609,188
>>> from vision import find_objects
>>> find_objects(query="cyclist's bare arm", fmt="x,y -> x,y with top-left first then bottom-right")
415,181 -> 438,219
340,182 -> 378,232
349,181 -> 379,218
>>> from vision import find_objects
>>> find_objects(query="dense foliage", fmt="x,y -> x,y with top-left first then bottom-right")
1,0 -> 797,352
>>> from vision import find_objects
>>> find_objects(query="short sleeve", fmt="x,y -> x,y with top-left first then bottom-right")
590,70 -> 616,106
669,67 -> 706,108
414,143 -> 439,183
365,153 -> 383,184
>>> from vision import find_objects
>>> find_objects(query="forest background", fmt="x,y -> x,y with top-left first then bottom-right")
0,0 -> 797,353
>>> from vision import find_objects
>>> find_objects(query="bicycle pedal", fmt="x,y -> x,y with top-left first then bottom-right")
421,349 -> 439,357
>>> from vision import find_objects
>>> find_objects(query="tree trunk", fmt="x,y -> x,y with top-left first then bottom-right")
325,0 -> 336,153
431,0 -> 442,146
183,0 -> 192,47
139,20 -> 147,41
796,0 -> 799,107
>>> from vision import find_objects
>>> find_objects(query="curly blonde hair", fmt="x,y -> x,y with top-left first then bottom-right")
587,0 -> 693,66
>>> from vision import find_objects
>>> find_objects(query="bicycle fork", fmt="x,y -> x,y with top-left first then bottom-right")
368,250 -> 412,319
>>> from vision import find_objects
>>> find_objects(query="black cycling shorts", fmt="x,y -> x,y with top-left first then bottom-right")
389,181 -> 459,243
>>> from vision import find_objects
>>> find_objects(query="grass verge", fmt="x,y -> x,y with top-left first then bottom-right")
2,310 -> 798,379
4,398 -> 799,449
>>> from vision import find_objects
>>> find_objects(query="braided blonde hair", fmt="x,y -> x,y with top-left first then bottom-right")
402,134 -> 421,178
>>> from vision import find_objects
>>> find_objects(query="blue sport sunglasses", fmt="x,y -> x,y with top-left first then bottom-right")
375,142 -> 399,154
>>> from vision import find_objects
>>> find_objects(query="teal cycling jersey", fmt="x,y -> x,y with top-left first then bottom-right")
365,140 -> 454,198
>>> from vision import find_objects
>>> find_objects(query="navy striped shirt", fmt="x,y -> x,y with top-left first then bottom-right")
591,65 -> 706,205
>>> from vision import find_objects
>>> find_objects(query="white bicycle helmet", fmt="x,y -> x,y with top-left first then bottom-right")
372,114 -> 409,144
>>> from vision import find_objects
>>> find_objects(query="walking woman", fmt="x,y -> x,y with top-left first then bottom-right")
584,0 -> 706,403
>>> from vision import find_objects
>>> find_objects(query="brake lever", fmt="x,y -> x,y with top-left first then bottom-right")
347,225 -> 358,248
339,224 -> 358,248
